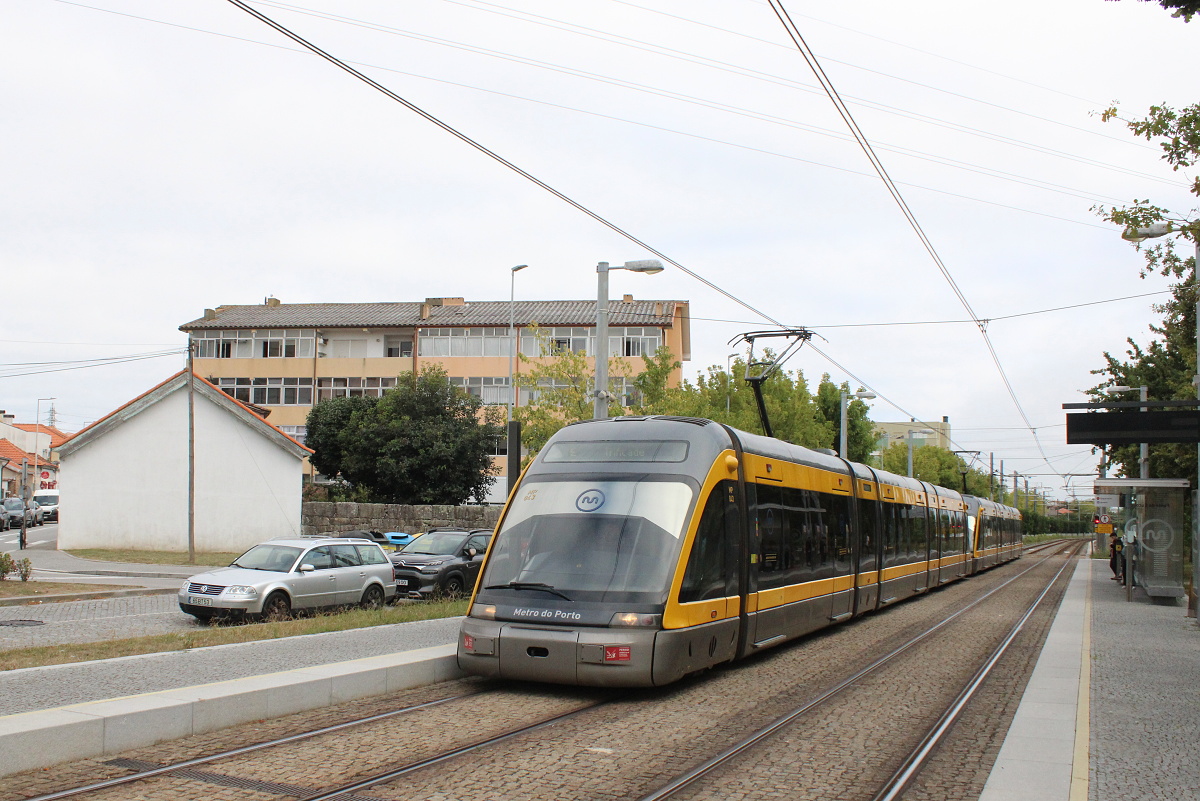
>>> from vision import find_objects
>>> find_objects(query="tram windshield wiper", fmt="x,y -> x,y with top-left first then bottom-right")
485,582 -> 573,601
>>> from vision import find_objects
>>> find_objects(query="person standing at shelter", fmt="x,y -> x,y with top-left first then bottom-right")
1109,532 -> 1124,581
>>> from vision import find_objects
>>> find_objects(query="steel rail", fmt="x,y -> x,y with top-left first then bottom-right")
635,545 -> 1078,801
292,699 -> 614,801
20,690 -> 480,801
870,541 -> 1084,800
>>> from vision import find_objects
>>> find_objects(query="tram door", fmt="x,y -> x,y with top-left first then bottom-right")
829,490 -> 855,623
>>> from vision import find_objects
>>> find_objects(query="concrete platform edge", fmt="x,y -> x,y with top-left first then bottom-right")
979,558 -> 1088,801
0,643 -> 464,776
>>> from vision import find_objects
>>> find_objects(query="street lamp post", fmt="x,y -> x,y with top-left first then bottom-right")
507,265 -> 528,422
907,428 -> 935,478
839,390 -> 876,459
594,259 -> 664,419
1106,385 -> 1150,479
507,265 -> 528,499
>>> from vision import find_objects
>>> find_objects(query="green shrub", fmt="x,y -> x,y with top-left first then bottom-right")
17,558 -> 33,581
0,552 -> 14,581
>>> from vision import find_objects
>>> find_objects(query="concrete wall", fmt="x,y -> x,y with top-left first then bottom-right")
59,388 -> 305,552
302,502 -> 501,536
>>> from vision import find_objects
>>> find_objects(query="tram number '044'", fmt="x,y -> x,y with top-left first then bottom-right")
514,608 -> 583,620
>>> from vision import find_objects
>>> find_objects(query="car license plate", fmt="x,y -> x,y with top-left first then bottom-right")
188,596 -> 213,606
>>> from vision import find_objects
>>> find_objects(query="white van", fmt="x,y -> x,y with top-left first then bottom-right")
32,489 -> 59,522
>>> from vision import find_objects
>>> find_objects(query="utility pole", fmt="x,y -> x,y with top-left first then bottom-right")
187,343 -> 196,564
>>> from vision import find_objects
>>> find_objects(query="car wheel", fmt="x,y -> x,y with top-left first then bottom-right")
360,584 -> 385,609
441,575 -> 465,598
261,591 -> 292,622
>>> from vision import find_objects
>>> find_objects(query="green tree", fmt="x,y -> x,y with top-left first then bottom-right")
1092,102 -> 1200,488
813,375 -> 877,462
1129,1 -> 1200,22
513,326 -> 601,460
629,345 -> 683,415
304,394 -> 378,479
310,365 -> 504,504
879,442 -> 992,493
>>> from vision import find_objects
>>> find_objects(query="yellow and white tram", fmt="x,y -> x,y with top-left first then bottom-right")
458,416 -> 1021,687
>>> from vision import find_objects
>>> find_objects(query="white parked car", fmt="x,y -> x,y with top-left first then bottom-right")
178,537 -> 396,622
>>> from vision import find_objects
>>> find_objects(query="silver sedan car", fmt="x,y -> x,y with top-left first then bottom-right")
178,537 -> 396,622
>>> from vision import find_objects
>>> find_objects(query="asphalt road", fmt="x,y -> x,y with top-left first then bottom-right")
0,520 -> 58,551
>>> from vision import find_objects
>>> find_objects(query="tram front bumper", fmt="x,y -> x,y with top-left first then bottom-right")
457,618 -> 659,687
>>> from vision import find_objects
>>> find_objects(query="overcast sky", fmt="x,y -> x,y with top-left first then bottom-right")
3,0 -> 1196,500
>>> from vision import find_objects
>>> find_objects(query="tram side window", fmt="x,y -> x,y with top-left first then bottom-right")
857,498 -> 879,573
826,493 -> 853,577
938,509 -> 956,557
907,505 -> 927,562
784,487 -> 818,586
881,502 -> 901,567
679,486 -> 732,603
756,484 -> 785,589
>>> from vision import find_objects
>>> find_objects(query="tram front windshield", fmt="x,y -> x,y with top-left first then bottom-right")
481,478 -> 695,604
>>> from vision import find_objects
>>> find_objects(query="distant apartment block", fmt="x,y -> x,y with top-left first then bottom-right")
179,296 -> 691,468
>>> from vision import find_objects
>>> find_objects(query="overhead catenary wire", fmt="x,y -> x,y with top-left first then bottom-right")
46,1 -> 1171,219
206,1 -> 1076,483
766,0 -> 1061,482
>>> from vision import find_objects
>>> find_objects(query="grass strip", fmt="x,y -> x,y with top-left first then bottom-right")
0,598 -> 469,671
65,549 -> 241,567
0,581 -> 136,599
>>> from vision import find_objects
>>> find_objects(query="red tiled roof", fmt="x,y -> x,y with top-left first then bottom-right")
59,370 -> 312,455
0,439 -> 55,470
12,424 -> 71,448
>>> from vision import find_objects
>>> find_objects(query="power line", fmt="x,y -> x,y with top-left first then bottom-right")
51,1 -> 1142,222
767,0 -> 1061,483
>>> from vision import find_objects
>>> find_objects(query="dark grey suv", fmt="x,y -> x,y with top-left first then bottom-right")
390,528 -> 492,598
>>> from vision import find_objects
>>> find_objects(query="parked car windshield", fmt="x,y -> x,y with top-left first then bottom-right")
399,532 -> 469,556
231,544 -> 303,572
33,495 -> 56,505
3,499 -> 23,510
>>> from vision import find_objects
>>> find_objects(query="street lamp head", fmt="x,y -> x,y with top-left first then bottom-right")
512,264 -> 528,273
1121,222 -> 1173,243
1105,385 -> 1132,393
622,259 -> 664,274
854,391 -> 877,400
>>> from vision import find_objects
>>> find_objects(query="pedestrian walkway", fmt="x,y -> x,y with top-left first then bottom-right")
981,556 -> 1200,801
3,551 -> 1198,791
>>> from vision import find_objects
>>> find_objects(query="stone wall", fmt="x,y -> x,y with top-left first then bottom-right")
302,502 -> 502,536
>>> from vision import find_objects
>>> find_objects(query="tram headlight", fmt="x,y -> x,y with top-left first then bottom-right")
608,612 -> 662,628
470,604 -> 497,620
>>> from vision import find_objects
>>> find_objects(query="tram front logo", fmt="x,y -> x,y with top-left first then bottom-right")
576,489 -> 606,512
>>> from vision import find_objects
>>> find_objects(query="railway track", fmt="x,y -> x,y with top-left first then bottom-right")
10,543 -> 1083,801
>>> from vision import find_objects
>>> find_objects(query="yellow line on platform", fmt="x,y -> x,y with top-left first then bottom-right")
1069,560 -> 1092,801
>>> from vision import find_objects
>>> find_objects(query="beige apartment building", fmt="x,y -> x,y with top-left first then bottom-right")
179,296 -> 691,481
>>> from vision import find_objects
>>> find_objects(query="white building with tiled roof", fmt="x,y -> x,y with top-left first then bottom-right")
179,296 -> 691,481
56,371 -> 312,552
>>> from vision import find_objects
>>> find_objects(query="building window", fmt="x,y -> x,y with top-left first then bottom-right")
449,376 -> 511,405
606,327 -> 662,358
216,377 -> 314,406
315,377 -> 397,400
327,338 -> 367,358
418,327 -> 511,357
385,336 -> 413,357
278,425 -> 307,445
192,329 -> 315,359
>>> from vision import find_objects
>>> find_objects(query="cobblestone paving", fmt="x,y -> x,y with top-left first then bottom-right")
1089,560 -> 1200,801
2,555 -> 1072,801
0,594 -> 200,649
